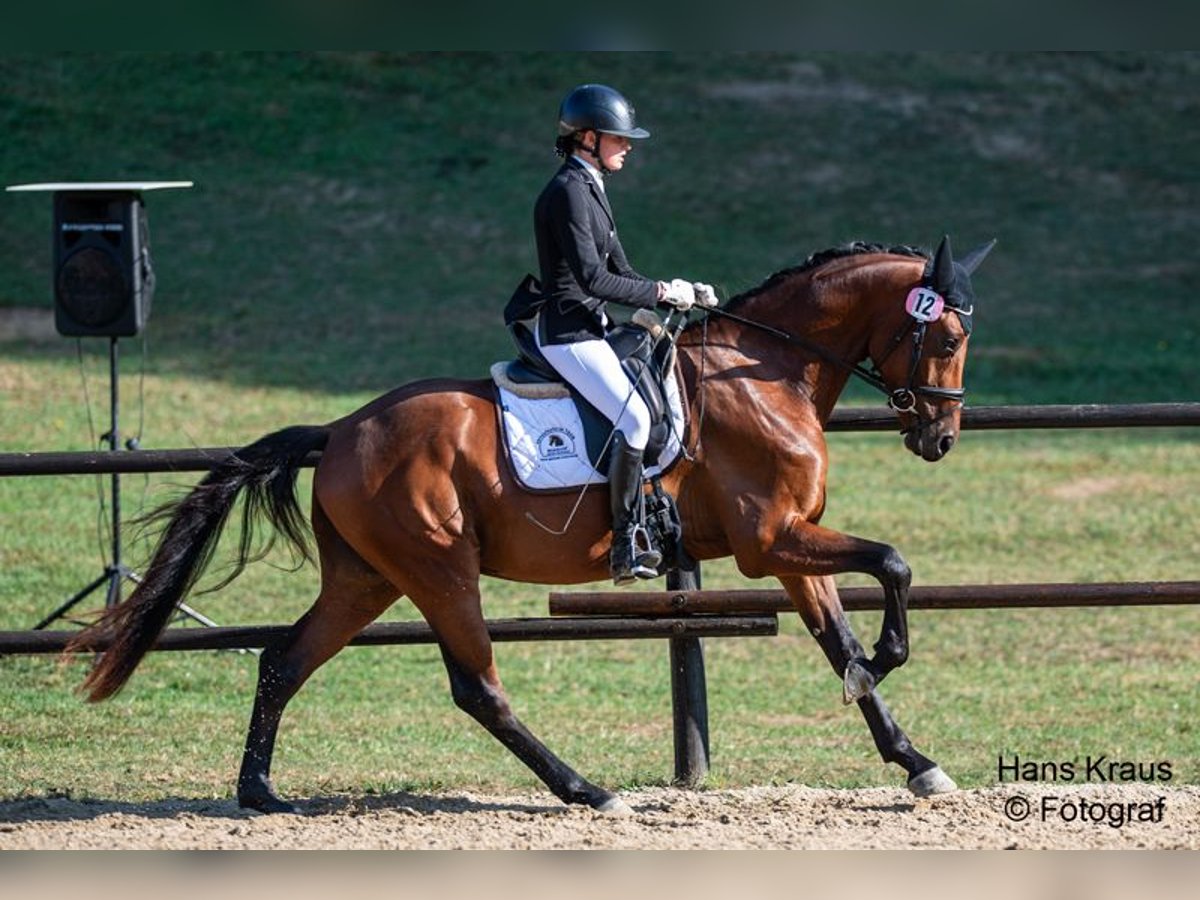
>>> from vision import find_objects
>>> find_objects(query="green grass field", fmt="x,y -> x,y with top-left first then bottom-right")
1,53 -> 1197,803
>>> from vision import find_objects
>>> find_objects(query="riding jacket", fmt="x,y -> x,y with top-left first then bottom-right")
533,157 -> 659,345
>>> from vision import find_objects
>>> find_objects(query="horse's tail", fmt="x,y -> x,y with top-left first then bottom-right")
67,424 -> 332,702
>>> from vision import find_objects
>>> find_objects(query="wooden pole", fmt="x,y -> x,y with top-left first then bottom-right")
667,561 -> 709,788
4,403 -> 1198,478
549,580 -> 1200,617
0,614 -> 778,655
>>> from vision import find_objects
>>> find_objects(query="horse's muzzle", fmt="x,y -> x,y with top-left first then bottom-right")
904,424 -> 958,462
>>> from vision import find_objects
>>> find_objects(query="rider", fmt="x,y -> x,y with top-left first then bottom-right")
533,83 -> 717,585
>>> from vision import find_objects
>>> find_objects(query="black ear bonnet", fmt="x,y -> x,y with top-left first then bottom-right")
921,235 -> 996,336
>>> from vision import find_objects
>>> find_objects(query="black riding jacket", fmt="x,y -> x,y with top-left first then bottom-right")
533,158 -> 659,345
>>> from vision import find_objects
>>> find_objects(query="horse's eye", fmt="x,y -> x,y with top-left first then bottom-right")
941,337 -> 961,355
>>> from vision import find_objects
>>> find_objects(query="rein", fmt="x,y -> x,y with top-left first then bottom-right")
702,305 -> 892,397
697,302 -> 966,435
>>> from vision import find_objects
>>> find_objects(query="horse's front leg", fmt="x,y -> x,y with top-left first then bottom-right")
782,574 -> 956,796
843,538 -> 911,705
732,515 -> 912,702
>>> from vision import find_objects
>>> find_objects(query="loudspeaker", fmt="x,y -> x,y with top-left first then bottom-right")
53,190 -> 154,337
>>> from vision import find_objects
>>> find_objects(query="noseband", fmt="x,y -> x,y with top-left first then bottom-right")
872,315 -> 967,436
701,296 -> 969,437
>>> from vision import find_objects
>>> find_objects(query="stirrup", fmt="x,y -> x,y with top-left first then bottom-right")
631,524 -> 662,572
612,560 -> 658,587
611,525 -> 661,585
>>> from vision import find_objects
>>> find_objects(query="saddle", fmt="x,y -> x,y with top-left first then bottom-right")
501,275 -> 678,472
498,274 -> 685,570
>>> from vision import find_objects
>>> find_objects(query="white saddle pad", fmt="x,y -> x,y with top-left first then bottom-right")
493,364 -> 686,491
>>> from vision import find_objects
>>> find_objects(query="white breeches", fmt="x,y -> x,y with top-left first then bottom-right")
536,336 -> 652,450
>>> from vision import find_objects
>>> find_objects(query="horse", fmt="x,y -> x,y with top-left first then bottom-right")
68,234 -> 994,816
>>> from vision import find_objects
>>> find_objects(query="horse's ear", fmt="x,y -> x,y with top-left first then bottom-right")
958,238 -> 997,276
929,234 -> 955,294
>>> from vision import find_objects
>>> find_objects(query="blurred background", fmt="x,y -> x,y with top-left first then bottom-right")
2,52 -> 1196,418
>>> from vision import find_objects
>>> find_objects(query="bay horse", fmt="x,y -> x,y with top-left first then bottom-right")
68,235 -> 994,816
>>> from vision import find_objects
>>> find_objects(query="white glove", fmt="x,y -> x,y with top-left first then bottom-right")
692,282 -> 719,308
661,278 -> 696,311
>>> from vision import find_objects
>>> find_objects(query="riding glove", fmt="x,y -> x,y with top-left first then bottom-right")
660,278 -> 696,310
693,282 -> 719,308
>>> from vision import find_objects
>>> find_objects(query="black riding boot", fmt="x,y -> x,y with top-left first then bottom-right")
608,432 -> 662,586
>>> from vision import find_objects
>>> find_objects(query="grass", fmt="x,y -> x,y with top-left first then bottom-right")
0,52 -> 1197,803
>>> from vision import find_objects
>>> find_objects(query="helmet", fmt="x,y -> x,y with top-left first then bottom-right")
557,84 -> 650,140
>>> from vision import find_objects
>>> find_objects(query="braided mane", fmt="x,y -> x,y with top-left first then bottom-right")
726,242 -> 928,312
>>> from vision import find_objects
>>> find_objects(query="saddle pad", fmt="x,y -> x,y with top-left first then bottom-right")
496,367 -> 686,491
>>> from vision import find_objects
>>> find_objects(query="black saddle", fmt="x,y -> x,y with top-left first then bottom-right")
502,279 -> 677,473
501,275 -> 686,573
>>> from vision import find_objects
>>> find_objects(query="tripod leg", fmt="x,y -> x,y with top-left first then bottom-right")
104,566 -> 123,608
174,603 -> 222,628
32,569 -> 113,630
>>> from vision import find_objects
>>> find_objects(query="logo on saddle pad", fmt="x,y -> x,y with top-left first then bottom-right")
537,427 -> 579,462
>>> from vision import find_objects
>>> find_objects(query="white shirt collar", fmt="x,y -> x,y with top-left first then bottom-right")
571,154 -> 605,192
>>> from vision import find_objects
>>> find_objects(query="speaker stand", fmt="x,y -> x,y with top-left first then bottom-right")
33,336 -> 218,632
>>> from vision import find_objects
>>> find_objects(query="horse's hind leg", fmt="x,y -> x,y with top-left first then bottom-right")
435,642 -> 629,814
783,575 -> 956,797
408,583 -> 630,815
238,590 -> 397,813
238,508 -> 400,813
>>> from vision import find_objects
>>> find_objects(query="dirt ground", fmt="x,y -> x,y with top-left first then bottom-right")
1,783 -> 1196,850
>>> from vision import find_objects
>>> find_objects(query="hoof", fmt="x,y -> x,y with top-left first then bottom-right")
239,794 -> 301,815
842,659 -> 876,705
593,795 -> 634,818
238,782 -> 301,815
907,766 -> 958,798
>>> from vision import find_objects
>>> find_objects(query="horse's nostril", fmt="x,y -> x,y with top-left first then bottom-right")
938,434 -> 956,455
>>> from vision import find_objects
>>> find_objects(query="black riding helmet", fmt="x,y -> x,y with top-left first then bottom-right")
558,83 -> 650,139
555,84 -> 649,167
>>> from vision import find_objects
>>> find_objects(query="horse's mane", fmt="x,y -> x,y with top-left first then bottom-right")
725,242 -> 929,312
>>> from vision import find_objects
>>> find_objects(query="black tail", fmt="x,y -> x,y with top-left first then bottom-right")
67,425 -> 331,701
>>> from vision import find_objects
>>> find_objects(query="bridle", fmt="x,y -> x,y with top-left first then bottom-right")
697,290 -> 971,438
869,308 -> 970,433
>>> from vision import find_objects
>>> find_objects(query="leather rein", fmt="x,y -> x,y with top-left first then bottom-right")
695,298 -> 969,437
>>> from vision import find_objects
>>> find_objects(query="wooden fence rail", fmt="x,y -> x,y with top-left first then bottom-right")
549,581 -> 1200,617
0,615 -> 779,655
2,402 -> 1198,477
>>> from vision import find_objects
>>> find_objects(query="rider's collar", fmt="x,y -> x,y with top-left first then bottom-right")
570,154 -> 606,191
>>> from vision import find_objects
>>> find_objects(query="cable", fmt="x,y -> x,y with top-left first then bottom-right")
75,338 -> 109,567
130,332 -> 153,560
131,330 -> 147,448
